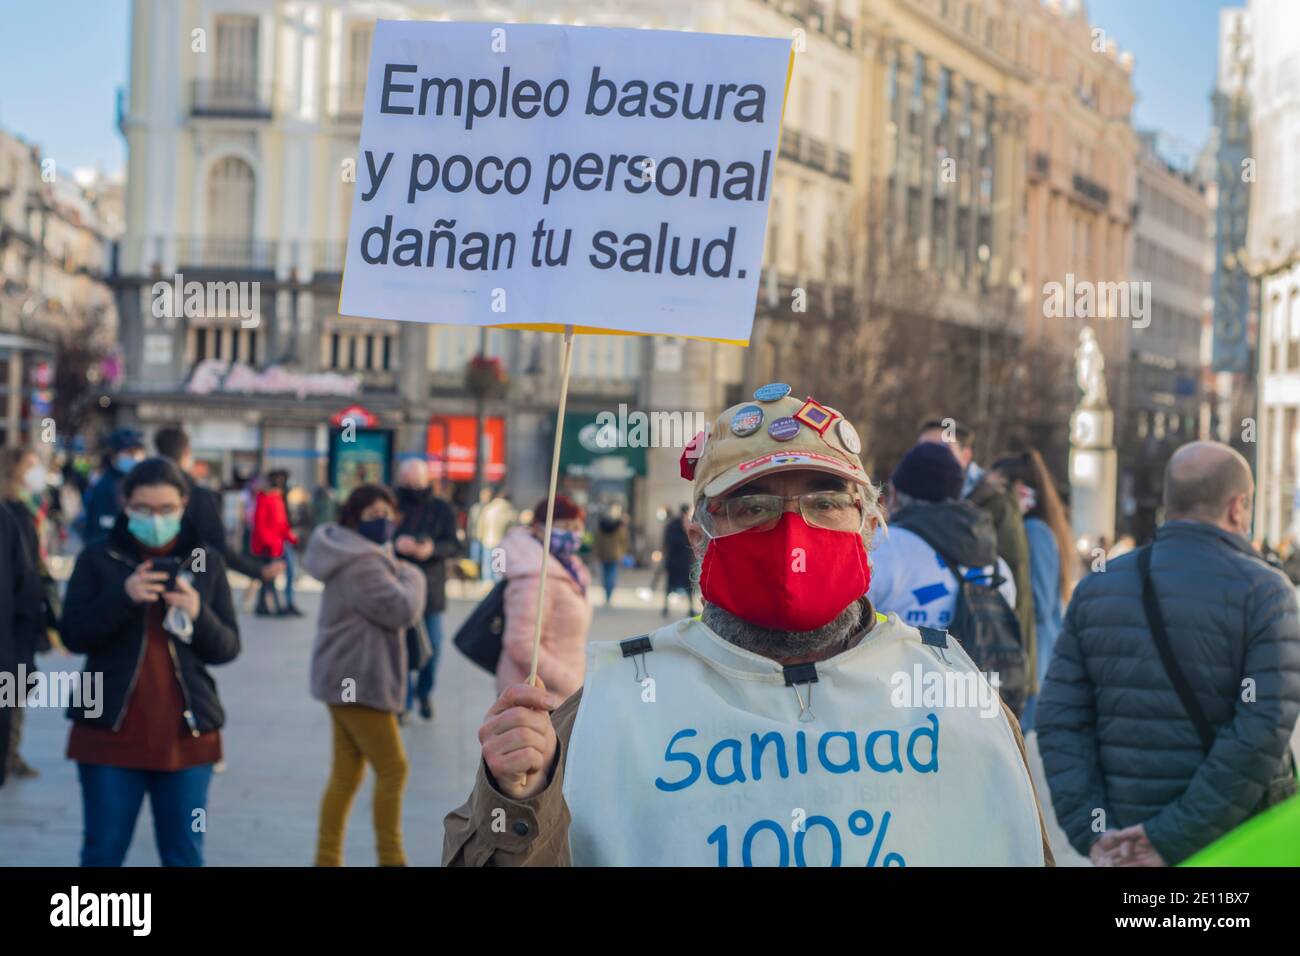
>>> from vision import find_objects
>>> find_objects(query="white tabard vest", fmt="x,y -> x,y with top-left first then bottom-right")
564,613 -> 1044,866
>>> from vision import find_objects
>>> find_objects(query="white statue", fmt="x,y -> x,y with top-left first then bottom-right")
1075,326 -> 1108,408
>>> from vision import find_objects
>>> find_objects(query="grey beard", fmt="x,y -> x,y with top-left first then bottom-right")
702,597 -> 869,663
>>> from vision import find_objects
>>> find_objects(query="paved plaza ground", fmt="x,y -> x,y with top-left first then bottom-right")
1,571 -> 1096,866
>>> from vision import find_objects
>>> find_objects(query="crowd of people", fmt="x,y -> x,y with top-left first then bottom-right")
2,389 -> 1298,866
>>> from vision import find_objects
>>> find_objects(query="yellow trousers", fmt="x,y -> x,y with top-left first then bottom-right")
315,704 -> 409,867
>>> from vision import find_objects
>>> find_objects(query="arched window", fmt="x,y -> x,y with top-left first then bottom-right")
205,156 -> 256,266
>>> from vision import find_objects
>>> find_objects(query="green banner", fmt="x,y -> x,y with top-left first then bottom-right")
559,411 -> 648,479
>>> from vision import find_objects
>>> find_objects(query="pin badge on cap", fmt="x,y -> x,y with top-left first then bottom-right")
837,419 -> 862,455
729,404 -> 764,437
793,398 -> 836,435
680,429 -> 708,480
754,382 -> 791,403
768,416 -> 800,441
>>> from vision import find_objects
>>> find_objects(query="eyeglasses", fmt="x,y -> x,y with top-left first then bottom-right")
698,491 -> 866,539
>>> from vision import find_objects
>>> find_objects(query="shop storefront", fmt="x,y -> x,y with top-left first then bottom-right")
328,404 -> 394,497
558,410 -> 647,516
426,414 -> 506,507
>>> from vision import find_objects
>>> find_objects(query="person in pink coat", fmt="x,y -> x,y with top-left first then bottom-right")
496,494 -> 592,700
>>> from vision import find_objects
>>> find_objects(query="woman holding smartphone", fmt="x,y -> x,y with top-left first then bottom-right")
60,457 -> 240,866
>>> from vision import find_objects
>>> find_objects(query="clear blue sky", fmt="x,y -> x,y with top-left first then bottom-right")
1087,0 -> 1227,154
0,0 -> 1228,176
0,0 -> 129,174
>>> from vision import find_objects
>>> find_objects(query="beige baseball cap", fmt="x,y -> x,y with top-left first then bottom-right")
683,386 -> 869,500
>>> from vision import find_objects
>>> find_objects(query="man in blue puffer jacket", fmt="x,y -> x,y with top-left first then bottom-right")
1038,441 -> 1300,865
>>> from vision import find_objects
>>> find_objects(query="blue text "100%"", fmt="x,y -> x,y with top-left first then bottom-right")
706,809 -> 906,867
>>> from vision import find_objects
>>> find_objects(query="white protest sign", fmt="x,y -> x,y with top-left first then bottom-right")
564,616 -> 1046,866
339,21 -> 792,344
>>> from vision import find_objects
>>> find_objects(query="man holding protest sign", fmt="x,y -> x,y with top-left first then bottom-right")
443,391 -> 1054,867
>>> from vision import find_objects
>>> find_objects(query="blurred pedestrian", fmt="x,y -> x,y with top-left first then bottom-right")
592,502 -> 630,606
648,502 -> 672,593
310,483 -> 337,534
870,442 -> 1024,712
82,427 -> 146,546
919,420 -> 1037,691
991,449 -> 1078,731
393,459 -> 460,722
0,460 -> 42,788
497,494 -> 592,700
304,484 -> 426,867
662,503 -> 696,617
154,427 -> 284,593
1,447 -> 55,780
468,485 -> 515,581
1038,442 -> 1300,866
1282,536 -> 1300,585
871,442 -> 1018,624
60,457 -> 240,866
251,469 -> 301,617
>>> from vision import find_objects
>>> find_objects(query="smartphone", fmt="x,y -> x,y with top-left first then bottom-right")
150,556 -> 182,592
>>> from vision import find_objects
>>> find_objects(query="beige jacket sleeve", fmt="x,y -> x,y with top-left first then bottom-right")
442,690 -> 1055,866
442,690 -> 582,866
1003,698 -> 1056,866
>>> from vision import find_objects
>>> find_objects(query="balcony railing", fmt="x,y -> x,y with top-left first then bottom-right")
833,15 -> 854,48
806,138 -> 828,172
191,79 -> 272,119
832,149 -> 852,181
780,130 -> 851,180
1072,172 -> 1110,208
758,269 -> 856,318
327,83 -> 367,124
177,236 -> 275,271
127,236 -> 351,278
760,0 -> 855,50
311,241 -> 347,275
780,130 -> 803,162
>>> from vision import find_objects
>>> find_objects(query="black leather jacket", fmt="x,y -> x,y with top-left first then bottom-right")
60,514 -> 241,734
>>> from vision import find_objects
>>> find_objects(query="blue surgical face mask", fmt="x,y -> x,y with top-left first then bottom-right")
549,529 -> 581,557
357,517 -> 395,545
127,510 -> 182,548
115,453 -> 142,474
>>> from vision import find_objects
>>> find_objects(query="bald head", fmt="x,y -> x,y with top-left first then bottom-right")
1164,441 -> 1253,531
397,458 -> 429,489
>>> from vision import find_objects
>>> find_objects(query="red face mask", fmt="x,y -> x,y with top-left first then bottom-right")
699,512 -> 871,632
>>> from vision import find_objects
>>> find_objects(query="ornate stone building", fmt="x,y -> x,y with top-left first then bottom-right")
1019,0 -> 1138,470
1248,0 -> 1300,543
0,128 -> 120,449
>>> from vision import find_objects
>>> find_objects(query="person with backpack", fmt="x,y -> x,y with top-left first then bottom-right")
1038,441 -> 1300,866
918,420 -> 1036,688
869,441 -> 1026,715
